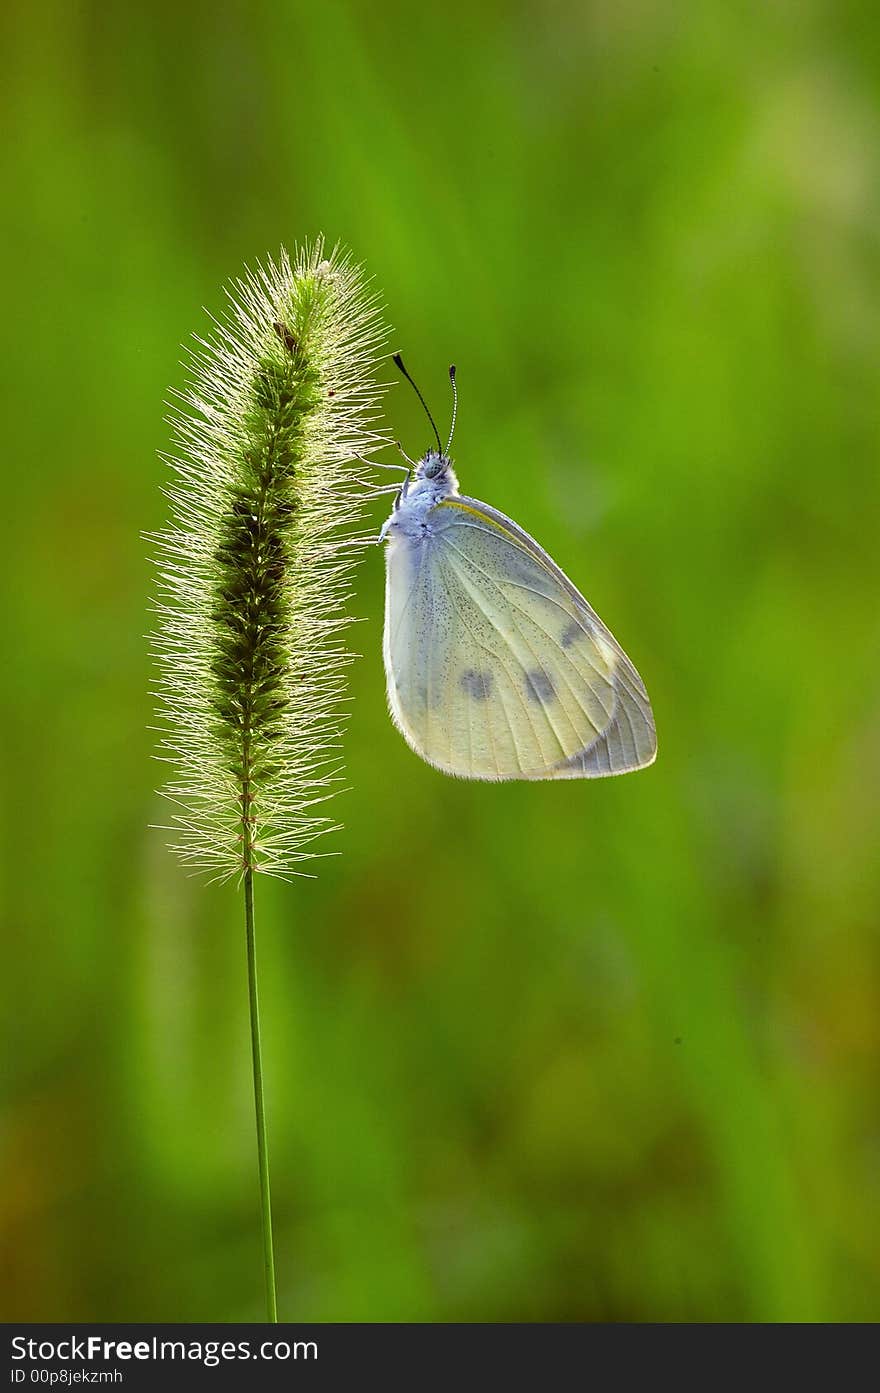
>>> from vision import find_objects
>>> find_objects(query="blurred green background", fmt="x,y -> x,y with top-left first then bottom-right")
2,0 -> 879,1323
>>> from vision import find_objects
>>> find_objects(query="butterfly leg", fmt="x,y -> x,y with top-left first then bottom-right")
353,453 -> 410,481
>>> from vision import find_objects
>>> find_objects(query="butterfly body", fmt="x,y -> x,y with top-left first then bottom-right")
381,447 -> 657,781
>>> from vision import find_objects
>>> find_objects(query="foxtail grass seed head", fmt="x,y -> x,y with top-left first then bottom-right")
152,242 -> 389,880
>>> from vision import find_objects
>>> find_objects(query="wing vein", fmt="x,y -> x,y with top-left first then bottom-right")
439,560 -> 530,775
443,533 -> 615,734
441,552 -> 574,764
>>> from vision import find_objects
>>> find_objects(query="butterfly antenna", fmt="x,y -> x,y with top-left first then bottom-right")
392,352 -> 443,455
445,364 -> 457,455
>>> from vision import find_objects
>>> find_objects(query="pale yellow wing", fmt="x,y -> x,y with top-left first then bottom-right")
383,494 -> 656,780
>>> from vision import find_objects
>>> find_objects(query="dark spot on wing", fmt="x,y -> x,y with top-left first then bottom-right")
460,669 -> 493,701
561,621 -> 585,648
525,670 -> 555,703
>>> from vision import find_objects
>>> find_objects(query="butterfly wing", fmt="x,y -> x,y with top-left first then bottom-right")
452,496 -> 658,779
383,493 -> 656,780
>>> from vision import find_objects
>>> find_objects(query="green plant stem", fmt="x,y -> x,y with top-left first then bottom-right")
244,860 -> 278,1322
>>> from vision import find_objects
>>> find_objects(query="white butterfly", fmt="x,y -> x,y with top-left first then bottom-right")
378,358 -> 656,781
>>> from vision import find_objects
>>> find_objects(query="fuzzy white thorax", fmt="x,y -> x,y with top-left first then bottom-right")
381,450 -> 460,541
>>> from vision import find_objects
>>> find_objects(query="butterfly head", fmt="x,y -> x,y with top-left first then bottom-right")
417,450 -> 453,482
402,449 -> 458,503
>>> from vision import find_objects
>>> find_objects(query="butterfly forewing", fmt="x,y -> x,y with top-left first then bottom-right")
449,496 -> 657,778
